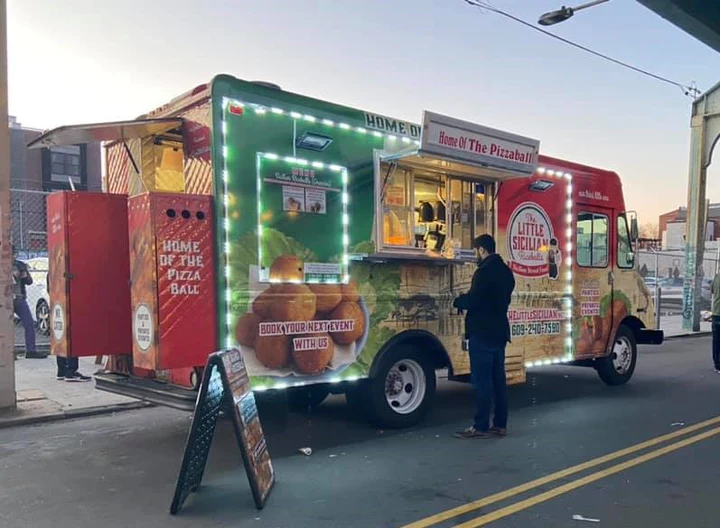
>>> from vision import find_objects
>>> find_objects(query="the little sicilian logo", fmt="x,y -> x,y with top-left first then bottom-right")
507,202 -> 558,279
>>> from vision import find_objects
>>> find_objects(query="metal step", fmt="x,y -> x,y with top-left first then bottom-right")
94,372 -> 197,412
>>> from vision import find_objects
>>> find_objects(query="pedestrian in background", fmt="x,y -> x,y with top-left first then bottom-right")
711,271 -> 720,373
13,250 -> 41,359
452,234 -> 516,439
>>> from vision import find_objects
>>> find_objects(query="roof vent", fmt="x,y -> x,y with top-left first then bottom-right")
251,81 -> 282,90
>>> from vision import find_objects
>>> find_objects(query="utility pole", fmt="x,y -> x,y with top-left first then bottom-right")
0,0 -> 16,411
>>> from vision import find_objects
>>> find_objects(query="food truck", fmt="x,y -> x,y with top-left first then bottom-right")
31,75 -> 663,428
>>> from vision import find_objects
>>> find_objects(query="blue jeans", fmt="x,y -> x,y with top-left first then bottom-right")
469,336 -> 508,431
14,297 -> 35,353
57,356 -> 79,377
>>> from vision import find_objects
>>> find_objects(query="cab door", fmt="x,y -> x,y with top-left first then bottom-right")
574,206 -> 615,357
611,212 -> 638,342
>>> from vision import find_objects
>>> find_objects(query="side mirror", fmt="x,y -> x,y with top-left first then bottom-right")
627,251 -> 636,268
630,217 -> 639,241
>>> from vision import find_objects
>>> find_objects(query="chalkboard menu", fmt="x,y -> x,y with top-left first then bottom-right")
170,348 -> 274,514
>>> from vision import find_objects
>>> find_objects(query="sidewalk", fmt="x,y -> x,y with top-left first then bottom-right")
660,315 -> 711,338
0,355 -> 151,429
13,319 -> 50,353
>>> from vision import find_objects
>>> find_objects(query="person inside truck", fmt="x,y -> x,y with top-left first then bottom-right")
452,234 -> 516,439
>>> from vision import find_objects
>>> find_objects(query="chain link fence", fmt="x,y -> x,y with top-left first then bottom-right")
637,250 -> 717,336
11,187 -> 49,257
10,186 -> 50,350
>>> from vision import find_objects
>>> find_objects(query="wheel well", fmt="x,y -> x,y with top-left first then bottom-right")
368,330 -> 452,379
597,317 -> 643,359
619,316 -> 644,341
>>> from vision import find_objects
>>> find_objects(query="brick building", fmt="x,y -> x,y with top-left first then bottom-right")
658,204 -> 720,250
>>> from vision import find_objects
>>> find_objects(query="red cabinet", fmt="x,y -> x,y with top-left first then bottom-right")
128,193 -> 217,371
47,192 -> 132,357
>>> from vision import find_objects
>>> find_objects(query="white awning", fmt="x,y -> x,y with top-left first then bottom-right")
27,118 -> 184,149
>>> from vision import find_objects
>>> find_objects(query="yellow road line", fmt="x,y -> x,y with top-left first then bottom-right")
401,415 -> 720,528
455,425 -> 720,527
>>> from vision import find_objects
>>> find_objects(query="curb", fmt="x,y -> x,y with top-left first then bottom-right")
665,332 -> 712,340
0,401 -> 154,430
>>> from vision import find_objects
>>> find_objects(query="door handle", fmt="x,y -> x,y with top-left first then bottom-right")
608,271 -> 614,285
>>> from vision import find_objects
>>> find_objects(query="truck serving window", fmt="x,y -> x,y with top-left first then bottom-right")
379,162 -> 449,250
617,215 -> 634,269
576,212 -> 609,268
377,158 -> 492,256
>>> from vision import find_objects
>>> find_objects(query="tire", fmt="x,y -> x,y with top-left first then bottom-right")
365,345 -> 436,429
596,324 -> 637,386
286,385 -> 330,412
36,299 -> 50,337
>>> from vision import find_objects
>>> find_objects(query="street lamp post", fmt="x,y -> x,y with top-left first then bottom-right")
538,0 -> 611,26
0,0 -> 15,411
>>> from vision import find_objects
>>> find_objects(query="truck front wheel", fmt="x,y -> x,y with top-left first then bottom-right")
365,345 -> 436,429
596,324 -> 637,386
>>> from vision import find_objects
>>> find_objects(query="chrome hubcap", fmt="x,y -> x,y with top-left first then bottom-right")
384,359 -> 426,415
37,302 -> 49,334
612,336 -> 633,374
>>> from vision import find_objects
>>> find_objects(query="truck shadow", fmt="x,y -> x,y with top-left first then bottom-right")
253,361 -> 664,459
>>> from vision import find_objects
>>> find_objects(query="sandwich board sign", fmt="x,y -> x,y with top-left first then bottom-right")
170,348 -> 275,513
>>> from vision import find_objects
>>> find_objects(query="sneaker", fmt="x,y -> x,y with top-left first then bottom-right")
56,372 -> 65,380
65,372 -> 92,382
453,426 -> 492,439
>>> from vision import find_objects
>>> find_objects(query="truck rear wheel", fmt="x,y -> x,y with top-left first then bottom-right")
364,345 -> 436,429
596,324 -> 637,386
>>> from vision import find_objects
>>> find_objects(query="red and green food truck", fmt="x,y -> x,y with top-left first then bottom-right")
31,75 -> 663,428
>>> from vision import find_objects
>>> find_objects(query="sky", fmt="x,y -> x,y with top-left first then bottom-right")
7,0 -> 720,224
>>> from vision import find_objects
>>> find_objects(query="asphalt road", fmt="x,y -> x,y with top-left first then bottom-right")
0,336 -> 718,528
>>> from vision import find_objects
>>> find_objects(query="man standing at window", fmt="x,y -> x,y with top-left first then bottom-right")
453,234 -> 516,438
711,271 -> 720,373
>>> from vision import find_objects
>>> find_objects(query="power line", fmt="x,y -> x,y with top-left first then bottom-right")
463,0 -> 701,98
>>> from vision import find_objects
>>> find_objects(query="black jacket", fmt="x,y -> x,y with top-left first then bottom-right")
453,254 -> 515,347
13,259 -> 33,299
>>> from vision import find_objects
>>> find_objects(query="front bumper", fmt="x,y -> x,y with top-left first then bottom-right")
637,328 -> 664,345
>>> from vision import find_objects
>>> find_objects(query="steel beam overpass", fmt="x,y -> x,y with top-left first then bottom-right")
637,1 -> 720,331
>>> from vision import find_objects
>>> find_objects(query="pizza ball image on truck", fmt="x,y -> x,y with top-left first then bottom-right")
235,255 -> 368,377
